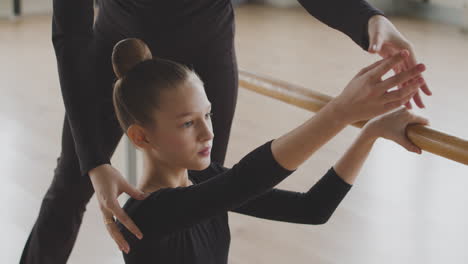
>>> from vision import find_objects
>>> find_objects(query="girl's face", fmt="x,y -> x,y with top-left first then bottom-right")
145,74 -> 214,171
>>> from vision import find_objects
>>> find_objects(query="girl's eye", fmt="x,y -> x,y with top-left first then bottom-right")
183,121 -> 193,128
183,112 -> 212,128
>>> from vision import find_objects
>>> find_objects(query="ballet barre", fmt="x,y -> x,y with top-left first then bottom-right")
238,69 -> 468,166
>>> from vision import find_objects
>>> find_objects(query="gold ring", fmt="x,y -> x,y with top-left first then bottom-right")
104,218 -> 115,225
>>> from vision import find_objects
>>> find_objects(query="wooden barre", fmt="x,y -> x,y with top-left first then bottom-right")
239,69 -> 468,166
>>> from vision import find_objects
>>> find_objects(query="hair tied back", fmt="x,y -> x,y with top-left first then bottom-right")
112,38 -> 153,79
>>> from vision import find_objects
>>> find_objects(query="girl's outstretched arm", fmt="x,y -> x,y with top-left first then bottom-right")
232,107 -> 428,225
230,129 -> 377,225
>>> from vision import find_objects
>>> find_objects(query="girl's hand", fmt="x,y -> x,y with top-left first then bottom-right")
368,15 -> 432,109
332,50 -> 426,124
89,164 -> 149,254
363,107 -> 430,154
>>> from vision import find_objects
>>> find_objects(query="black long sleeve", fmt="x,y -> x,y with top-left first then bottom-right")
118,140 -> 352,263
231,167 -> 351,224
192,163 -> 351,225
297,0 -> 384,50
52,0 -> 109,175
119,140 -> 295,263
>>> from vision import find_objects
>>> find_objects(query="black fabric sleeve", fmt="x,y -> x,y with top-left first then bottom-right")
296,0 -> 385,50
52,0 -> 110,175
231,167 -> 352,225
134,140 -> 296,238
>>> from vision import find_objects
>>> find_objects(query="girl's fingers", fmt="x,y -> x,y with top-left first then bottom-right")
406,46 -> 432,96
406,50 -> 427,108
420,82 -> 432,96
412,91 -> 425,108
407,46 -> 430,95
369,50 -> 409,79
379,63 -> 426,90
383,88 -> 418,112
402,59 -> 411,86
382,78 -> 423,104
393,64 -> 402,87
397,113 -> 428,154
357,58 -> 387,77
396,137 -> 422,154
393,63 -> 413,109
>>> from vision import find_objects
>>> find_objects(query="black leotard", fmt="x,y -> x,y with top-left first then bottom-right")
118,140 -> 352,263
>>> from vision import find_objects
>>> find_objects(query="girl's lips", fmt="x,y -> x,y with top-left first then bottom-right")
199,147 -> 211,154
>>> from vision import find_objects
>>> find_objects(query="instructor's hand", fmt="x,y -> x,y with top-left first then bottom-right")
367,15 -> 432,109
89,164 -> 149,254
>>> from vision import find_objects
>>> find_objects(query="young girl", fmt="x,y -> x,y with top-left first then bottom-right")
111,38 -> 427,263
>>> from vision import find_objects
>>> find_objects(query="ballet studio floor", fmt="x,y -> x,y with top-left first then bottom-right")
1,4 -> 467,264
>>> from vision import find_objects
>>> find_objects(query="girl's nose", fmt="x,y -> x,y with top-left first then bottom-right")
200,119 -> 214,141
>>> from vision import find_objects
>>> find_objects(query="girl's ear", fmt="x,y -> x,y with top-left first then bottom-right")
127,124 -> 151,149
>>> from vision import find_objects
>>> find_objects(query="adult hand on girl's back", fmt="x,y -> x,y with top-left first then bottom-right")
332,50 -> 426,124
89,164 -> 149,254
362,107 -> 429,154
367,15 -> 432,109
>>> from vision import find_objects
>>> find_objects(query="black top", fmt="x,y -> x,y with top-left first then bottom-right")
117,140 -> 352,263
52,0 -> 383,176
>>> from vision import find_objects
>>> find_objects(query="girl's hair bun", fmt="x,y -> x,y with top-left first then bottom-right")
112,38 -> 153,79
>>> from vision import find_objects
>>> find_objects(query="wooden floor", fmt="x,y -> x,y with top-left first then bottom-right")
1,4 -> 467,264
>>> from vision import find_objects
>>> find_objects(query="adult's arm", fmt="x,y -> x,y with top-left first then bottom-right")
297,0 -> 384,50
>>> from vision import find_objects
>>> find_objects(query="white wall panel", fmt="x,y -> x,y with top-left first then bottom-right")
22,0 -> 52,15
0,0 -> 13,17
